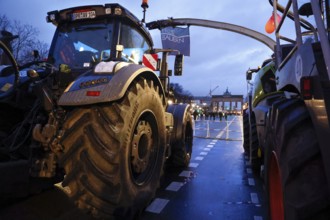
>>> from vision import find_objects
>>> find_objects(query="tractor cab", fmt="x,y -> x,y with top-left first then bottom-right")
46,4 -> 153,70
46,3 -> 184,94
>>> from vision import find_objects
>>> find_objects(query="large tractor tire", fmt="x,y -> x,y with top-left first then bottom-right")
167,104 -> 193,167
170,116 -> 193,167
242,109 -> 250,153
264,98 -> 330,220
59,78 -> 166,219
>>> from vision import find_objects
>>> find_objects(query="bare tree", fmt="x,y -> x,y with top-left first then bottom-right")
170,83 -> 193,103
0,15 -> 10,30
20,40 -> 49,62
11,20 -> 40,64
0,14 -> 49,65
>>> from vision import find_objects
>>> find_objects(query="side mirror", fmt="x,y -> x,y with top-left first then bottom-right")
246,67 -> 260,80
32,50 -> 40,60
174,54 -> 184,76
246,69 -> 253,81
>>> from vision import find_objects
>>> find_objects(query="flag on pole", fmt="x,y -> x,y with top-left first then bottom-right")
161,27 -> 190,56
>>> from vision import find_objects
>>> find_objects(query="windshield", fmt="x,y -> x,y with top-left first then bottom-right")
50,23 -> 114,69
49,21 -> 151,69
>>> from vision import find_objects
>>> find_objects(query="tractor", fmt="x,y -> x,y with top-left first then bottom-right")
0,3 -> 193,219
243,0 -> 330,219
243,58 -> 277,173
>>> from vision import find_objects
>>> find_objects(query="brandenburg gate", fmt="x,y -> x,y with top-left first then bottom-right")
210,88 -> 243,114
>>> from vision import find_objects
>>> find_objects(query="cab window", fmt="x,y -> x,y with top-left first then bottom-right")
119,24 -> 150,64
261,69 -> 276,94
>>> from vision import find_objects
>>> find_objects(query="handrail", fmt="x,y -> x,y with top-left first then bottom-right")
269,0 -> 317,34
271,0 -> 318,68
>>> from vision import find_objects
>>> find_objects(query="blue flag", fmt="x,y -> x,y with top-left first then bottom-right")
161,27 -> 190,56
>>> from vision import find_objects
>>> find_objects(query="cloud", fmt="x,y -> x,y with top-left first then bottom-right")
1,0 -> 278,97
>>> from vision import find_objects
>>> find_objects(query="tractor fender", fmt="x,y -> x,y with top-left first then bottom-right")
252,92 -> 283,149
58,61 -> 165,106
166,103 -> 193,146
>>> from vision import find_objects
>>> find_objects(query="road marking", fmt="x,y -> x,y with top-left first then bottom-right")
195,156 -> 204,161
216,132 -> 224,139
166,182 -> 184,191
188,162 -> 199,168
248,178 -> 255,186
250,193 -> 259,204
214,117 -> 237,139
179,170 -> 193,177
146,118 -> 265,218
145,198 -> 169,213
206,120 -> 210,138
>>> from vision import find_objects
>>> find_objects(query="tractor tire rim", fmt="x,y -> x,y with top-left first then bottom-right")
131,119 -> 155,184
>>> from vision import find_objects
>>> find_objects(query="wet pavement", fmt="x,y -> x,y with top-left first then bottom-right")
0,115 -> 268,220
142,115 -> 267,220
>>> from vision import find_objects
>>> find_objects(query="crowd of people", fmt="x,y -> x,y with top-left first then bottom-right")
193,110 -> 228,121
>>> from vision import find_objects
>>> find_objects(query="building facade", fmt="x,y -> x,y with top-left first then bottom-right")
210,88 -> 243,114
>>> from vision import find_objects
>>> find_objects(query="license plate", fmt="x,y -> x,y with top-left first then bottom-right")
72,10 -> 96,20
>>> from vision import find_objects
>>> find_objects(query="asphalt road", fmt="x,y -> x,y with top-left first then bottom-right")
0,115 -> 268,220
142,115 -> 267,220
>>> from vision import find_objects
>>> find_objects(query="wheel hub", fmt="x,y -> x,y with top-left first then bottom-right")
131,120 -> 153,174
